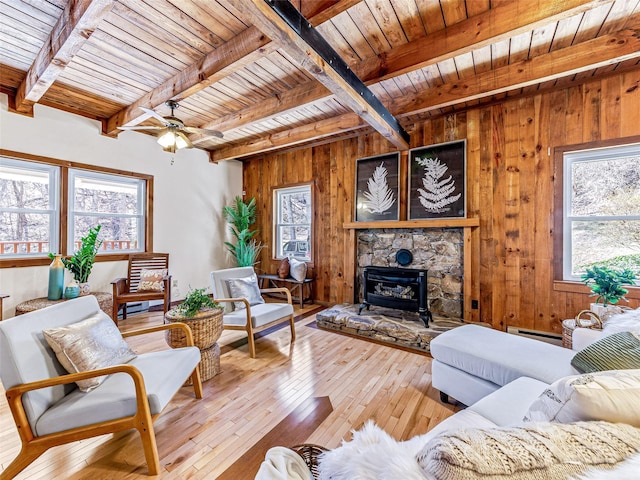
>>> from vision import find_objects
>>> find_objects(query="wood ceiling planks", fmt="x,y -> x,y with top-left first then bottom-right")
1,0 -> 638,159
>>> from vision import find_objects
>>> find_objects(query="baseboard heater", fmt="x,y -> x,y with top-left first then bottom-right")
125,301 -> 150,314
506,326 -> 562,346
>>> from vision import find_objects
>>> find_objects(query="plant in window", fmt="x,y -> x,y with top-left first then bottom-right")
50,225 -> 103,285
580,265 -> 637,306
223,196 -> 264,267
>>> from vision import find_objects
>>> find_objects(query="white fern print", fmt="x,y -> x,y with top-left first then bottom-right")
415,156 -> 461,213
363,162 -> 396,214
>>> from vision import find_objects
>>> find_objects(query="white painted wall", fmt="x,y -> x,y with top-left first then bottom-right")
0,94 -> 243,319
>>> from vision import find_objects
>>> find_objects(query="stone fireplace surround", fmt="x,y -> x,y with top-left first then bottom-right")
356,228 -> 464,319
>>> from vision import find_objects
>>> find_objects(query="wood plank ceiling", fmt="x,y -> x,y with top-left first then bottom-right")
1,0 -> 639,162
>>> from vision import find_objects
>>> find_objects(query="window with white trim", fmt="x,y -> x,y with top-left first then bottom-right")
68,170 -> 145,253
563,143 -> 640,282
274,184 -> 312,261
0,158 -> 59,257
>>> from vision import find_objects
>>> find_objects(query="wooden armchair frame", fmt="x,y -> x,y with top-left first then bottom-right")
215,287 -> 295,358
112,253 -> 171,323
1,322 -> 202,480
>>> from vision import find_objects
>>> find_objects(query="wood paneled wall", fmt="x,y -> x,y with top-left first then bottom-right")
243,70 -> 640,334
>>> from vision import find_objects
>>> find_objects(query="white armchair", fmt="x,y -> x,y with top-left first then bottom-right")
210,267 -> 295,358
0,296 -> 202,478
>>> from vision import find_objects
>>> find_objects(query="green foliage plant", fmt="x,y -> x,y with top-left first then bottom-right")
223,196 -> 264,266
580,265 -> 637,305
175,287 -> 220,318
49,225 -> 103,283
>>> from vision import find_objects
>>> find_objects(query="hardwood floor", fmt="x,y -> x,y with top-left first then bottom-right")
0,306 -> 457,479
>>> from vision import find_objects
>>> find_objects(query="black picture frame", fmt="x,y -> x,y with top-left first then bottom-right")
354,152 -> 400,222
408,139 -> 466,220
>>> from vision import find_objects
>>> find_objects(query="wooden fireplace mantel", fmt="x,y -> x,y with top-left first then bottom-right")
342,218 -> 479,229
343,217 -> 480,322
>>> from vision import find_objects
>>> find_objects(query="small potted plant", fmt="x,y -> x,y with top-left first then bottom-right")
581,266 -> 637,320
164,287 -> 223,350
49,225 -> 102,295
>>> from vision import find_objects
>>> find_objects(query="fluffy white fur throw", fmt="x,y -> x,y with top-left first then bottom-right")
603,308 -> 640,336
573,453 -> 640,480
317,421 -> 429,480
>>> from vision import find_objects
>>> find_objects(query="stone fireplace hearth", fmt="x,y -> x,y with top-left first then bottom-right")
357,228 -> 463,319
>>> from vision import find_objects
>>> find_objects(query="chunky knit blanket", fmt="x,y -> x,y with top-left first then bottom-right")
416,421 -> 640,480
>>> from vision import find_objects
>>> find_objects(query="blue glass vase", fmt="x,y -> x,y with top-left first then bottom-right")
47,255 -> 65,300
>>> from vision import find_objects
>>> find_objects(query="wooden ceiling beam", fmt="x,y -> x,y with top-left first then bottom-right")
104,0 -> 359,136
209,113 -> 367,162
223,0 -> 409,149
211,28 -> 640,161
192,0 -> 608,145
14,0 -> 115,115
389,28 -> 640,117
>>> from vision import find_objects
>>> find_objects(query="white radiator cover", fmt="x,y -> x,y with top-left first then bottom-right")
507,326 -> 563,346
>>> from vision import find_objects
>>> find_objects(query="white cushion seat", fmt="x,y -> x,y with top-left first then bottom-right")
36,346 -> 200,436
222,302 -> 294,328
468,376 -> 548,426
431,325 -> 578,387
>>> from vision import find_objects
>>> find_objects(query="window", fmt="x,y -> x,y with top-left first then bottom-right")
562,142 -> 640,282
69,170 -> 145,253
0,158 -> 59,257
274,184 -> 312,261
0,150 -> 152,266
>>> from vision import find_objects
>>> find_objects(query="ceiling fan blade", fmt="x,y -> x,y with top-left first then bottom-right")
118,125 -> 164,131
176,131 -> 193,148
139,107 -> 170,126
182,126 -> 223,138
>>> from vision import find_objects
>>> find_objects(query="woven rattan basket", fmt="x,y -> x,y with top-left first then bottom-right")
164,307 -> 223,349
562,310 -> 602,349
291,444 -> 328,479
185,343 -> 220,384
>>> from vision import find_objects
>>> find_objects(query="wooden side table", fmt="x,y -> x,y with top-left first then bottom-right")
257,274 -> 314,309
15,292 -> 114,320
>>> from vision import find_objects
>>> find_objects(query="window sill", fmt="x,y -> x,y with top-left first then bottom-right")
553,280 -> 640,300
1,253 -> 133,269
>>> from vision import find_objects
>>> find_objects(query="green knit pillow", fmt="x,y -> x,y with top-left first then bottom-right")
571,332 -> 640,373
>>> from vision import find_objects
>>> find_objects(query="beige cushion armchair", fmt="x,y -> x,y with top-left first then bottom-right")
210,267 -> 295,358
0,295 -> 202,478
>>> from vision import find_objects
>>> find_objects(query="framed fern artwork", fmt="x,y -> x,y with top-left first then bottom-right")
354,152 -> 400,222
409,139 -> 466,220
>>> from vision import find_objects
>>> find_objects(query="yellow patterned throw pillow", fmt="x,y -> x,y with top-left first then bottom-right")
43,313 -> 137,392
137,268 -> 167,292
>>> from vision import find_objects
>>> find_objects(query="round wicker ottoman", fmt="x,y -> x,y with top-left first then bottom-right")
164,307 -> 224,381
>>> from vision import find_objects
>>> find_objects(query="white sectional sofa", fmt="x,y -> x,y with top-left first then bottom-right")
317,320 -> 640,480
430,324 -> 591,407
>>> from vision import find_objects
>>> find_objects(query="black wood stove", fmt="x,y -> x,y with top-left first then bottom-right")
358,266 -> 432,326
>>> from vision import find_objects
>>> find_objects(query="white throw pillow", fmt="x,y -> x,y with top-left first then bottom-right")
603,307 -> 640,336
289,257 -> 307,282
523,369 -> 640,427
43,313 -> 137,392
226,274 -> 265,311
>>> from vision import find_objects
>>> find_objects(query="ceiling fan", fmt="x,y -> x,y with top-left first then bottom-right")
118,100 -> 223,152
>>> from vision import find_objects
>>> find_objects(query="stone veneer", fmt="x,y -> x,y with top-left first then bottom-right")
357,228 -> 463,319
316,304 -> 466,353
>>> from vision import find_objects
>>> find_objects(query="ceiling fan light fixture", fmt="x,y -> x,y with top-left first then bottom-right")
158,129 -> 177,148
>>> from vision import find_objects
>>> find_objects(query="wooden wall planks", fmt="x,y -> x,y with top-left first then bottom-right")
243,69 -> 640,334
